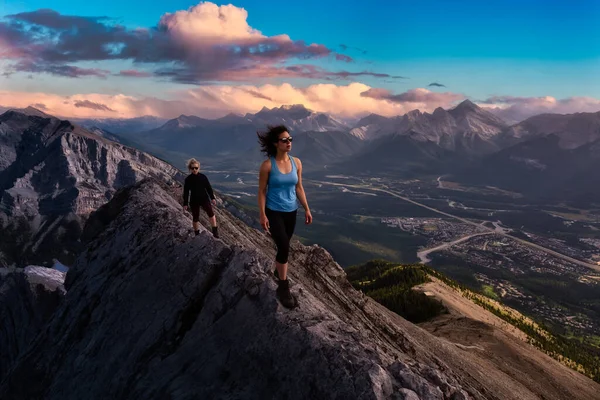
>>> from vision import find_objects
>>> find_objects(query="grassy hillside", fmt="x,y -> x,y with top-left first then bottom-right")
345,259 -> 447,323
347,259 -> 600,383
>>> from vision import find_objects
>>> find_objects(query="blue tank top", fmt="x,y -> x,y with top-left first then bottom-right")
266,156 -> 299,212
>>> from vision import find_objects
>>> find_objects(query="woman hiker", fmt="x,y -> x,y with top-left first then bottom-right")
183,158 -> 219,238
257,125 -> 313,308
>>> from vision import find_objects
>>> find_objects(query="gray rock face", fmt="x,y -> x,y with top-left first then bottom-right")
0,178 -> 482,400
0,109 -> 184,267
2,179 -> 598,399
0,266 -> 65,378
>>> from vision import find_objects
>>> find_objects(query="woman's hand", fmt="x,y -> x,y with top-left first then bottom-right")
260,214 -> 270,233
212,199 -> 217,206
305,209 -> 313,225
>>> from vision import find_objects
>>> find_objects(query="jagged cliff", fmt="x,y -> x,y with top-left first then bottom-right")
0,109 -> 184,267
1,178 -> 598,400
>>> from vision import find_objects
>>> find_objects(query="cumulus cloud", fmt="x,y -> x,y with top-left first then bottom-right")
0,83 -> 466,120
0,3 -> 381,83
480,95 -> 600,123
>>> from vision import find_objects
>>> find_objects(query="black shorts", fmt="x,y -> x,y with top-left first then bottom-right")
191,201 -> 214,221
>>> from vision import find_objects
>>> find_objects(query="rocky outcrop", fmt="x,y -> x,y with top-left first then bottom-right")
0,109 -> 184,267
2,178 -> 596,400
0,266 -> 65,378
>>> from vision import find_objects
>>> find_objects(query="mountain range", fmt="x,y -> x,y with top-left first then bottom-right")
3,100 -> 600,205
91,101 -> 600,203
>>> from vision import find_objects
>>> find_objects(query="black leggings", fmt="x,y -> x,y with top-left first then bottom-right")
265,207 -> 297,264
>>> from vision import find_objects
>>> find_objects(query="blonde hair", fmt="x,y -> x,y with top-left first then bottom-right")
186,158 -> 200,171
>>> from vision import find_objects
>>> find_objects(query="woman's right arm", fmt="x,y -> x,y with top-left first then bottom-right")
258,160 -> 270,231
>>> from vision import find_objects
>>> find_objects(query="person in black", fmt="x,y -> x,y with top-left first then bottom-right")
183,158 -> 219,238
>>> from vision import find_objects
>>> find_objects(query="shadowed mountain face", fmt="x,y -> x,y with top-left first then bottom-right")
1,178 -> 598,400
0,109 -> 184,267
0,266 -> 65,378
496,111 -> 600,150
453,133 -> 600,204
325,131 -> 467,178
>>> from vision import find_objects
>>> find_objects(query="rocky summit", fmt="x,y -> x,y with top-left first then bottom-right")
0,109 -> 184,267
1,178 -> 598,400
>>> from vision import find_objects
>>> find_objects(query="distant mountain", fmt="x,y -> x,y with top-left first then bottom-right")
454,133 -> 600,203
348,100 -> 508,156
74,115 -> 167,134
349,114 -> 391,140
0,109 -> 184,267
113,105 -> 354,171
450,111 -> 600,204
284,130 -> 365,169
497,110 -> 600,149
250,104 -> 350,132
328,130 -> 465,178
84,126 -> 124,144
2,106 -> 54,118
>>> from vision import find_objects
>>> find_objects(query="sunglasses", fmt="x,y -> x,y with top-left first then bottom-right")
278,137 -> 293,144
191,167 -> 199,170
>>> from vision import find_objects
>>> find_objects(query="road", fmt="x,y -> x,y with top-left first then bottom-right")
417,232 -> 495,264
307,179 -> 600,273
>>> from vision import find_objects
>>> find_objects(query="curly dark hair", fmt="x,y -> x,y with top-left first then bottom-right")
256,125 -> 289,157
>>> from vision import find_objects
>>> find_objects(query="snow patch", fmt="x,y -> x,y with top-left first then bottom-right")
24,265 -> 66,292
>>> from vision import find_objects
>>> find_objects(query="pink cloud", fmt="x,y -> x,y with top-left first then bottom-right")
480,95 -> 600,123
118,69 -> 153,78
74,100 -> 115,112
0,3 -> 383,84
0,83 -> 466,120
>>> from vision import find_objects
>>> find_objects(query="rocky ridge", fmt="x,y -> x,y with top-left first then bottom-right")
1,178 -> 598,399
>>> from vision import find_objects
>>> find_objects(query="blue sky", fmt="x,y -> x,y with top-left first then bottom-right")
1,0 -> 599,119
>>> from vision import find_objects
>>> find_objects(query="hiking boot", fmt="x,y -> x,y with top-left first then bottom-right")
276,279 -> 297,309
211,226 -> 219,238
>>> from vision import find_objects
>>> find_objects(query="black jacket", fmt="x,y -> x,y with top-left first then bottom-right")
183,173 -> 215,206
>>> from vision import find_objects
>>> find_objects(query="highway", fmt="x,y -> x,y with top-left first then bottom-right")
307,179 -> 600,273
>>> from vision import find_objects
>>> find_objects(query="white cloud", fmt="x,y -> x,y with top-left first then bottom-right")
481,95 -> 600,123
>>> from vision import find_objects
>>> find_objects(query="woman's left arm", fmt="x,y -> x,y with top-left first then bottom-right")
295,157 -> 312,225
